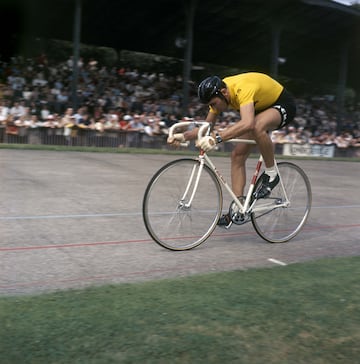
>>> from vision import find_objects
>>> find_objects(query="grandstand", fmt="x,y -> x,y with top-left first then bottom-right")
0,0 -> 359,156
3,0 -> 359,88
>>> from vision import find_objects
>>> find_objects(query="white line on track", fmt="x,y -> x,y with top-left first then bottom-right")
312,205 -> 360,209
0,204 -> 359,221
268,258 -> 287,266
0,212 -> 140,220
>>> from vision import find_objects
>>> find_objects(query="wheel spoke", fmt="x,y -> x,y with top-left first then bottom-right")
251,162 -> 311,243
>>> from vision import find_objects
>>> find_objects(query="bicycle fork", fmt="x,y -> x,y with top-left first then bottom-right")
178,158 -> 206,209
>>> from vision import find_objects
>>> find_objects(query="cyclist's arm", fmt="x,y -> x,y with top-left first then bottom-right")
183,112 -> 218,140
216,103 -> 255,141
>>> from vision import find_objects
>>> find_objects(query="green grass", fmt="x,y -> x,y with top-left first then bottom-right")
1,256 -> 359,364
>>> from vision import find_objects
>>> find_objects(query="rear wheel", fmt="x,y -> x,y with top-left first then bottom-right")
251,162 -> 311,243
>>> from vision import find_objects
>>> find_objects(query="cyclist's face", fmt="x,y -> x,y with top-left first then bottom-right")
208,96 -> 227,112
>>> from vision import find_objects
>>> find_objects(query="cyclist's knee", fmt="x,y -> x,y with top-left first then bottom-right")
231,145 -> 250,165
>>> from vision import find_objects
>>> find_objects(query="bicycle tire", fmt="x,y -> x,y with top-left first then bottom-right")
142,158 -> 223,250
251,162 -> 312,243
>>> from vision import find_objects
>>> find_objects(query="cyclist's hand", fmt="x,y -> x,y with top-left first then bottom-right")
196,135 -> 216,152
167,133 -> 186,147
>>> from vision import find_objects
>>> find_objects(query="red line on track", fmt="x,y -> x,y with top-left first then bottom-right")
304,223 -> 360,230
0,238 -> 152,252
0,223 -> 359,253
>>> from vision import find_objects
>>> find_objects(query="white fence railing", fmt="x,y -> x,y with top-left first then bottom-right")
1,126 -> 359,157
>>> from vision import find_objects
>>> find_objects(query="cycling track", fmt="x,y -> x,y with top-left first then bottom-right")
1,149 -> 359,295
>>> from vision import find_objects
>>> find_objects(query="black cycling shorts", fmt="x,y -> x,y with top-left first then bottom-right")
271,88 -> 296,129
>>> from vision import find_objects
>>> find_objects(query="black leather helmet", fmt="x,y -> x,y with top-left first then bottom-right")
198,76 -> 225,104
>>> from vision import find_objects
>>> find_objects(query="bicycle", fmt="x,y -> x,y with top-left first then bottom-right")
142,121 -> 312,251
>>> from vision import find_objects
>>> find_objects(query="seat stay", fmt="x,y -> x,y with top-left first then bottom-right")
275,162 -> 291,205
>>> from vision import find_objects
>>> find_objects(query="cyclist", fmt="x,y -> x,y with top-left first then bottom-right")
168,72 -> 296,228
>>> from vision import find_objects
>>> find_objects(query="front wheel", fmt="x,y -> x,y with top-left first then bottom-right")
143,158 -> 223,250
251,162 -> 312,243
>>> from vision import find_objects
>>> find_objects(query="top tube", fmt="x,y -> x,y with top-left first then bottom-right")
168,121 -> 257,145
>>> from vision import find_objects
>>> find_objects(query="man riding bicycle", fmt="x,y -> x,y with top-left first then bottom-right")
168,72 -> 296,228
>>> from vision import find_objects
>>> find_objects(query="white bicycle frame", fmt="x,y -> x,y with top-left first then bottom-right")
169,121 -> 290,216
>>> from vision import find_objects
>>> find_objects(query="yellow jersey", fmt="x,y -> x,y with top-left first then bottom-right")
210,72 -> 284,114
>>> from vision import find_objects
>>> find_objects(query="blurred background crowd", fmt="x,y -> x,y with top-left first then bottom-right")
1,54 -> 359,149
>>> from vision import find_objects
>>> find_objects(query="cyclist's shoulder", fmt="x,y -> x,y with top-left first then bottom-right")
224,72 -> 276,83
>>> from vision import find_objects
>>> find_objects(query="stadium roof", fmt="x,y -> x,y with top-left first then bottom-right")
2,0 -> 360,91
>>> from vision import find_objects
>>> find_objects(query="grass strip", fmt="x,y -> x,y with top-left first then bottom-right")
0,256 -> 359,364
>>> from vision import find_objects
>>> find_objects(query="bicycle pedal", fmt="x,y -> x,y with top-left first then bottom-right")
224,221 -> 233,229
217,221 -> 233,229
217,214 -> 233,229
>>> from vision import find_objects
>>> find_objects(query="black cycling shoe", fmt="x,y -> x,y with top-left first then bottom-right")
217,213 -> 232,229
255,173 -> 280,199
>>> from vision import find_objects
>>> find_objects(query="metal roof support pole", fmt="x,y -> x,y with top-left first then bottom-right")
71,0 -> 82,111
336,41 -> 349,133
182,0 -> 198,116
270,24 -> 281,79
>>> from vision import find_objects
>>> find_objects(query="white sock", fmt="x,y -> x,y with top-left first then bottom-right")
265,167 -> 277,182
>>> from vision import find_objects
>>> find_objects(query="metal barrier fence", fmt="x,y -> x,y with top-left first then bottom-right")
1,125 -> 359,158
0,126 -> 168,149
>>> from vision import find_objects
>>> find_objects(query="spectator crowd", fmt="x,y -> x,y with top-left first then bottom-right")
0,54 -> 359,150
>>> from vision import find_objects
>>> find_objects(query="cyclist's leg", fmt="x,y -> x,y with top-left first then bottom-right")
251,109 -> 283,199
218,139 -> 252,228
231,138 -> 252,197
252,108 -> 281,169
253,88 -> 296,170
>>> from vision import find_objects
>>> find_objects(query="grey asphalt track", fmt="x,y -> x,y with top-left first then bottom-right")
1,149 -> 359,295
